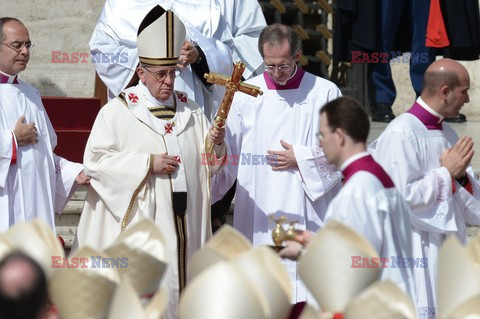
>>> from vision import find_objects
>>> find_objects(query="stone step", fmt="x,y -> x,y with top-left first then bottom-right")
55,186 -> 87,250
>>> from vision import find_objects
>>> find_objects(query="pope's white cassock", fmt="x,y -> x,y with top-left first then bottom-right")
90,0 -> 266,119
370,97 -> 480,319
324,152 -> 417,307
211,67 -> 343,302
75,82 -> 226,318
0,73 -> 82,232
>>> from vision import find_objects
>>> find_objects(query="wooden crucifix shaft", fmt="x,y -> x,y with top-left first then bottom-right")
204,61 -> 263,154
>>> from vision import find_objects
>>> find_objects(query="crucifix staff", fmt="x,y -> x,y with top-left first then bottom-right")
204,61 -> 263,155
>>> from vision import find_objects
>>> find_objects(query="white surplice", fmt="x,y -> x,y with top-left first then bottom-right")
370,100 -> 480,319
75,83 -> 225,319
90,0 -> 266,119
324,152 -> 417,306
0,77 -> 82,232
211,69 -> 343,302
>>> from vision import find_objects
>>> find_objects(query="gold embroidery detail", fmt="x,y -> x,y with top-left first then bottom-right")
121,154 -> 154,230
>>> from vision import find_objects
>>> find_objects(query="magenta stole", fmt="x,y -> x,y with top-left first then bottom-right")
342,155 -> 395,188
407,102 -> 443,130
0,73 -> 18,84
263,67 -> 305,90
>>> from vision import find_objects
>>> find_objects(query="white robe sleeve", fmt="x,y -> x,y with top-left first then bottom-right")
219,0 -> 266,79
454,168 -> 480,225
197,108 -> 227,176
371,131 -> 458,233
293,146 -> 342,202
326,193 -> 384,252
182,20 -> 233,119
83,108 -> 152,221
210,100 -> 243,204
291,85 -> 342,201
53,154 -> 83,214
0,131 -> 14,188
89,25 -> 139,98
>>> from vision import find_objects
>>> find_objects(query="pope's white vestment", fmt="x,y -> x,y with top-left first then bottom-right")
370,98 -> 480,319
212,68 -> 343,302
75,83 -> 225,318
0,76 -> 82,232
324,152 -> 417,307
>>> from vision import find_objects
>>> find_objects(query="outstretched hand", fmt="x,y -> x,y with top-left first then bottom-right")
278,240 -> 304,260
267,140 -> 298,171
75,170 -> 91,185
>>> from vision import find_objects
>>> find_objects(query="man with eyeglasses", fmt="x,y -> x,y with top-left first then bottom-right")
211,23 -> 343,303
75,7 -> 226,317
279,97 -> 417,315
0,17 -> 90,232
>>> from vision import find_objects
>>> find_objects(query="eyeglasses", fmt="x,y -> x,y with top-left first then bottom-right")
1,41 -> 34,52
265,63 -> 293,73
315,132 -> 323,141
143,67 -> 180,82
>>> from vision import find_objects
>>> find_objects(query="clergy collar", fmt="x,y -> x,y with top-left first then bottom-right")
0,71 -> 18,84
263,65 -> 305,90
407,97 -> 444,130
341,152 -> 395,188
339,151 -> 369,171
138,81 -> 173,107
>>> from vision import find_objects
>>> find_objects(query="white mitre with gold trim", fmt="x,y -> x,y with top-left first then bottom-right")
105,218 -> 169,297
438,235 -> 480,319
49,246 -> 121,319
188,225 -> 252,280
137,5 -> 186,66
5,219 -> 64,279
232,246 -> 293,319
299,220 -> 381,314
179,261 -> 268,319
107,277 -> 168,319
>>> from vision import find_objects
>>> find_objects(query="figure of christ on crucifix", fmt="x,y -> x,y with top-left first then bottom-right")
204,61 -> 263,155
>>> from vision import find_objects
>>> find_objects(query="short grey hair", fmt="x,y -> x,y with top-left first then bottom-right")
258,24 -> 302,58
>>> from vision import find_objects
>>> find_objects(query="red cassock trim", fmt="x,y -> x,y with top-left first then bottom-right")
465,176 -> 473,195
11,133 -> 16,164
426,0 -> 450,48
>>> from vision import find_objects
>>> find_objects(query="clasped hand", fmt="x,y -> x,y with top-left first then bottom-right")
441,136 -> 474,179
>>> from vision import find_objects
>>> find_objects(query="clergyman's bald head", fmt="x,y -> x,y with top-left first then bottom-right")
0,251 -> 48,319
420,58 -> 470,117
421,58 -> 468,97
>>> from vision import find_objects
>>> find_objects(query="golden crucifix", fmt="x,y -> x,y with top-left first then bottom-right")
204,61 -> 263,154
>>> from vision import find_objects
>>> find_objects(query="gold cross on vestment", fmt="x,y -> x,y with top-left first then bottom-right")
204,61 -> 263,154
